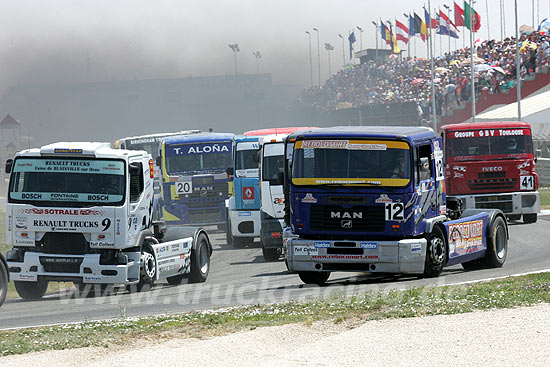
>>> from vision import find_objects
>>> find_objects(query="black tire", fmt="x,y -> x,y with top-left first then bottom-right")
14,279 -> 48,301
523,214 -> 537,224
262,244 -> 280,262
423,225 -> 447,278
0,259 -> 8,306
131,245 -> 157,292
483,216 -> 507,268
166,274 -> 185,285
298,271 -> 330,285
189,233 -> 210,283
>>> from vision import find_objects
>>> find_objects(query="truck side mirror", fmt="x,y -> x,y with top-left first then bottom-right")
155,156 -> 161,168
418,157 -> 430,180
5,159 -> 12,174
226,167 -> 234,177
129,162 -> 141,176
276,171 -> 285,186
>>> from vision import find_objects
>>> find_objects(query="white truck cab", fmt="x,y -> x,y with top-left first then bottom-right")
5,142 -> 212,300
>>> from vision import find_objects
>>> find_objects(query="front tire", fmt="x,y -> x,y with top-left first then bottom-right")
423,225 -> 447,278
189,233 -> 211,283
298,271 -> 330,285
523,214 -> 537,224
14,279 -> 48,301
262,240 -> 280,261
483,216 -> 507,268
0,260 -> 8,306
128,245 -> 157,293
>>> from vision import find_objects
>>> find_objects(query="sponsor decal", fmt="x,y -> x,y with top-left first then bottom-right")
293,246 -> 319,256
15,239 -> 34,245
301,140 -> 348,149
167,142 -> 232,156
18,273 -> 38,281
301,193 -> 318,203
448,219 -> 484,257
341,220 -> 352,228
439,205 -> 447,215
90,241 -> 115,247
453,129 -> 527,139
517,161 -> 531,170
242,186 -> 254,200
83,275 -> 102,283
453,172 -> 464,178
238,211 -> 251,217
273,197 -> 284,205
360,242 -> 378,249
311,255 -> 379,260
410,243 -> 422,253
15,216 -> 27,229
375,194 -> 392,203
481,166 -> 503,172
453,165 -> 467,172
331,211 -> 362,219
347,143 -> 387,151
314,241 -> 331,248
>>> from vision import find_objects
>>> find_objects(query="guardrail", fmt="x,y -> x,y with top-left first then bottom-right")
536,158 -> 550,187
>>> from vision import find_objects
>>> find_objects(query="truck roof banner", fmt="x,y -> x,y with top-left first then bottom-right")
166,142 -> 232,156
295,140 -> 408,150
13,159 -> 124,175
448,128 -> 531,138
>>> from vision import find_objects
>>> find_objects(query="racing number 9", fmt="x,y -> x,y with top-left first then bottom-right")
102,218 -> 111,231
385,203 -> 404,221
175,181 -> 192,194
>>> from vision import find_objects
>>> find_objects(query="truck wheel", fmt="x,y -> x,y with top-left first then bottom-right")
14,279 -> 48,301
423,226 -> 447,278
129,246 -> 156,293
523,214 -> 537,224
262,241 -> 280,262
298,271 -> 330,285
189,233 -> 210,283
483,216 -> 507,268
0,260 -> 8,306
225,215 -> 233,246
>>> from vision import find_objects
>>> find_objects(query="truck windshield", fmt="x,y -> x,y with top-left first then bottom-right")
165,141 -> 232,174
236,149 -> 258,170
292,139 -> 411,186
9,158 -> 125,206
446,131 -> 533,161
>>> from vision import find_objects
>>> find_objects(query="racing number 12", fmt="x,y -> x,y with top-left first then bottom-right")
385,203 -> 404,221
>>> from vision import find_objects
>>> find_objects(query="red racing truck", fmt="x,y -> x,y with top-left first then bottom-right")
442,122 -> 540,224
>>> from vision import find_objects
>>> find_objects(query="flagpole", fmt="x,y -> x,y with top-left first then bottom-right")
515,0 -> 522,120
428,0 -> 437,131
438,8 -> 442,56
470,0 -> 476,122
486,0 -> 490,40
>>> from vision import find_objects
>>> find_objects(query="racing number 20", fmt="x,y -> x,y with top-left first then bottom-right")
385,203 -> 404,221
175,181 -> 192,194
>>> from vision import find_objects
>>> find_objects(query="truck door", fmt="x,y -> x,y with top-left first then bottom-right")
412,141 -> 441,233
127,159 -> 151,246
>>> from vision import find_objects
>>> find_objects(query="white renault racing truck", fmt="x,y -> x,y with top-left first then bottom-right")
5,142 -> 212,300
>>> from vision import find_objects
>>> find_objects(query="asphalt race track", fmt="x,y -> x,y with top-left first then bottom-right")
1,216 -> 549,330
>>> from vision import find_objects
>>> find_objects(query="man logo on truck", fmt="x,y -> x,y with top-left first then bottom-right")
330,211 -> 362,219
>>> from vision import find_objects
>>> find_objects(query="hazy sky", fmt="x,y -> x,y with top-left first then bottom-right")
0,0 -> 543,90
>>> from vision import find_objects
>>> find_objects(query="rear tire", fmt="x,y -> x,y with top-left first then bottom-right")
0,259 -> 8,306
422,225 -> 447,278
298,271 -> 330,285
14,279 -> 48,301
523,214 -> 537,224
483,216 -> 507,268
189,233 -> 210,283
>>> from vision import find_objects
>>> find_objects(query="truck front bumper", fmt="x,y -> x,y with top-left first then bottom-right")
454,191 -> 540,216
229,209 -> 260,238
285,237 -> 427,274
7,251 -> 141,285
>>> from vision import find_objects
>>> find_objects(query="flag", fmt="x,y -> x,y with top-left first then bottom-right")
408,14 -> 416,36
414,13 -> 427,41
424,8 -> 431,29
391,32 -> 401,53
437,9 -> 449,35
440,10 -> 460,38
464,1 -> 481,32
396,19 -> 409,44
431,11 -> 440,29
381,21 -> 391,45
348,31 -> 356,60
454,1 -> 464,27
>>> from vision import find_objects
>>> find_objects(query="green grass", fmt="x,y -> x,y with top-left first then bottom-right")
1,272 -> 550,357
540,187 -> 550,209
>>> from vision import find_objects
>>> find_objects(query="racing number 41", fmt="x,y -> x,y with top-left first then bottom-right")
385,202 -> 404,221
520,176 -> 534,190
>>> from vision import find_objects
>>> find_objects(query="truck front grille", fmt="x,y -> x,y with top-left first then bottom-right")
188,209 -> 222,223
468,178 -> 517,191
39,256 -> 83,273
36,233 -> 89,255
309,205 -> 385,232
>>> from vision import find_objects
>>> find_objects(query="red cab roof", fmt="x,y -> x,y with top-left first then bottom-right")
442,121 -> 531,131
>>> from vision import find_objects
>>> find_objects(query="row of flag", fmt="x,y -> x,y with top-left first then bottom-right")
375,1 -> 481,54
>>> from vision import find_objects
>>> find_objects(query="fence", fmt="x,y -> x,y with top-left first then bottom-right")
536,158 -> 550,187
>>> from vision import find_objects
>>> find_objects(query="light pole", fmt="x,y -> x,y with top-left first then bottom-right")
371,21 -> 379,60
338,33 -> 345,67
313,28 -> 321,86
500,0 -> 504,41
470,0 -> 476,122
325,43 -> 334,77
305,31 -> 313,88
356,26 -> 364,51
515,0 -> 522,120
228,43 -> 240,75
252,51 -> 261,74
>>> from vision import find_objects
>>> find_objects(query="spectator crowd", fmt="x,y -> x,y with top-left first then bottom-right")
298,31 -> 550,122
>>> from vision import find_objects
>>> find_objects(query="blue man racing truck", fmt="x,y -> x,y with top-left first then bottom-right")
283,126 -> 509,285
158,133 -> 235,228
225,136 -> 261,247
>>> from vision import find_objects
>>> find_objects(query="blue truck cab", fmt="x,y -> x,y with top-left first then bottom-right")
225,136 -> 261,246
158,132 -> 235,227
283,126 -> 509,285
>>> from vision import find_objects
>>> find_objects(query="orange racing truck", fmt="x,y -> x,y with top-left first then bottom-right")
442,122 -> 540,224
